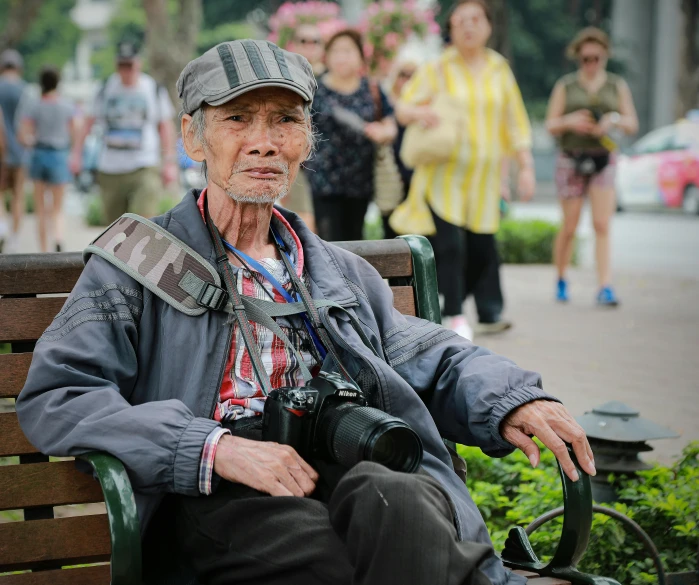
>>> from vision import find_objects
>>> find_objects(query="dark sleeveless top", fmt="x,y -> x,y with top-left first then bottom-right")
559,72 -> 621,152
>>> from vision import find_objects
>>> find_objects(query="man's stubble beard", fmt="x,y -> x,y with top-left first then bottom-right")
223,160 -> 291,204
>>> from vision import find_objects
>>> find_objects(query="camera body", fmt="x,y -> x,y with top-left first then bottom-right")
262,372 -> 422,473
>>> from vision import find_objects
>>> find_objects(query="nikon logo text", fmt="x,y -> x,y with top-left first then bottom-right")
338,391 -> 357,397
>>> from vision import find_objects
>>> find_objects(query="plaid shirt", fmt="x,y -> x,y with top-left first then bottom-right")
196,190 -> 319,494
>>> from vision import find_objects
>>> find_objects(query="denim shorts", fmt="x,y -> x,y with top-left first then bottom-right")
29,147 -> 71,185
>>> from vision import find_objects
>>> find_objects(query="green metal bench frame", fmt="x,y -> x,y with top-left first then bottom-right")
45,236 -> 618,585
398,235 -> 619,585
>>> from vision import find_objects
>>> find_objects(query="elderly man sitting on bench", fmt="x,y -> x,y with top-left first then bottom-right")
17,40 -> 596,585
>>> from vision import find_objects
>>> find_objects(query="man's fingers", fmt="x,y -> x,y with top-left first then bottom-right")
535,425 -> 579,482
289,466 -> 316,496
550,415 -> 597,477
503,427 -> 540,468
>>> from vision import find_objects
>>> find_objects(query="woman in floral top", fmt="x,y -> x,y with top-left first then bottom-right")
308,29 -> 397,241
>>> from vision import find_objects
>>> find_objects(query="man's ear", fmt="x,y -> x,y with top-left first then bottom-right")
181,113 -> 206,163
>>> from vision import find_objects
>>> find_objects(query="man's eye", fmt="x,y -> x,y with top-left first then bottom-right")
227,115 -> 244,122
281,116 -> 295,123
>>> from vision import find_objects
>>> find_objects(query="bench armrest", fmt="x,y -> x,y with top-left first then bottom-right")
501,446 -> 620,585
78,452 -> 142,585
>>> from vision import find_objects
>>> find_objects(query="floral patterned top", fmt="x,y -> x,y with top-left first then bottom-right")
307,76 -> 393,199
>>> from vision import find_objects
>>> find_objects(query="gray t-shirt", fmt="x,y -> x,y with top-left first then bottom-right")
25,96 -> 75,150
0,76 -> 27,165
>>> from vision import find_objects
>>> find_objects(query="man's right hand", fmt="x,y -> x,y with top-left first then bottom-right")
213,434 -> 318,497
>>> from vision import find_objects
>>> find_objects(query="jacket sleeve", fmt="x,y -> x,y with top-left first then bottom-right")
16,255 -> 221,496
337,248 -> 559,457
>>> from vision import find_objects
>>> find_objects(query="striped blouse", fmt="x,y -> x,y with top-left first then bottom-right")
399,47 -> 532,234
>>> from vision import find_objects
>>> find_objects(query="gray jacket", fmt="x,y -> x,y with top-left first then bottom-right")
17,190 -> 555,585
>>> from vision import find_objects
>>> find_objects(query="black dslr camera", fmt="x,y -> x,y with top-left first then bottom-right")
262,372 -> 423,473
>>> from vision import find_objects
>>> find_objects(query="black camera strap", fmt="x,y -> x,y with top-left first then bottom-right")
272,230 -> 356,385
204,202 -> 274,397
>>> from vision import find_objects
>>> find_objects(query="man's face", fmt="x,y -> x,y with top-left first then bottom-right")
117,58 -> 140,86
184,87 -> 310,204
288,25 -> 324,66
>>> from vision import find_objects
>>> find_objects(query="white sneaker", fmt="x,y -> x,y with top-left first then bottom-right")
443,315 -> 473,341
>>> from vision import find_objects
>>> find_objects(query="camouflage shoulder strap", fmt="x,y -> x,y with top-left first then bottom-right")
84,213 -> 229,316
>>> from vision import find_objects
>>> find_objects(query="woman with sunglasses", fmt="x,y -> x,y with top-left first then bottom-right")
546,27 -> 638,306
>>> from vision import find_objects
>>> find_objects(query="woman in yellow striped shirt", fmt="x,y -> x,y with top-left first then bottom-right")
396,0 -> 534,338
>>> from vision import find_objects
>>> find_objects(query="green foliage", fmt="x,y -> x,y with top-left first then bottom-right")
458,441 -> 699,585
85,195 -> 105,227
496,218 -> 564,264
0,0 -> 80,83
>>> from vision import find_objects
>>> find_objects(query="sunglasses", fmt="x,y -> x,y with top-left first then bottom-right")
398,70 -> 415,80
581,55 -> 601,64
118,61 -> 135,69
297,38 -> 322,46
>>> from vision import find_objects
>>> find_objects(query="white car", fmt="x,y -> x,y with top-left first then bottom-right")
615,119 -> 699,214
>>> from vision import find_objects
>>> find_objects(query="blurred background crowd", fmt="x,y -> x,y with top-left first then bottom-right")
0,0 -> 697,463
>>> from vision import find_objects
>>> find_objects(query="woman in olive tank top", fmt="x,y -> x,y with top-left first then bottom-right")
546,27 -> 638,307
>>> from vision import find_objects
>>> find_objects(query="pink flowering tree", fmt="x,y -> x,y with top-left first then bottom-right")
360,0 -> 440,77
268,2 -> 347,49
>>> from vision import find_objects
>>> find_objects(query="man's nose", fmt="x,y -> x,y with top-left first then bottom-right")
245,122 -> 279,157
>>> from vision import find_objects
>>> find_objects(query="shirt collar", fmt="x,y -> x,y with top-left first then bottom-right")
196,187 -> 305,277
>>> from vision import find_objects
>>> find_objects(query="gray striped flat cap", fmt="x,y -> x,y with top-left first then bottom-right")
177,40 -> 317,115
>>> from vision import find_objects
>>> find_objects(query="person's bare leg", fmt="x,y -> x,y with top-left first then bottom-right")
49,183 -> 66,251
553,196 -> 584,279
33,181 -> 48,253
11,167 -> 25,236
589,185 -> 616,287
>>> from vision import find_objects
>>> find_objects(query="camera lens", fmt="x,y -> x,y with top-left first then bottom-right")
320,403 -> 423,473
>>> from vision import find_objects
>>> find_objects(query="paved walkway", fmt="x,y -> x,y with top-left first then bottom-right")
474,264 -> 699,465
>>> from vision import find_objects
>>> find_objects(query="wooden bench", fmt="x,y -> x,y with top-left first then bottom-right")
0,236 -> 608,585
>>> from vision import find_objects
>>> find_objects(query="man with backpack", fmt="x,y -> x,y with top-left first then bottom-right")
70,41 -> 178,223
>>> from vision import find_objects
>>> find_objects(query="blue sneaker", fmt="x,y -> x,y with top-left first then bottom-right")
596,286 -> 619,307
556,279 -> 569,303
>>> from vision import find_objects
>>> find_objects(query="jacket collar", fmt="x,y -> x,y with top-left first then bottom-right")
164,190 -> 357,307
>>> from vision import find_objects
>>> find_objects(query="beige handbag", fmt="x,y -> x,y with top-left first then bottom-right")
399,64 -> 466,169
387,184 -> 436,236
369,81 -> 405,215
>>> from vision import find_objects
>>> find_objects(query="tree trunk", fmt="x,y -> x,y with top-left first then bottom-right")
143,0 -> 202,106
0,0 -> 45,54
488,0 -> 510,59
678,0 -> 699,117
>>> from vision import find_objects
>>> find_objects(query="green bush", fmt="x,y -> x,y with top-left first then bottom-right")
458,441 -> 699,585
495,218 -> 564,264
85,196 -> 105,227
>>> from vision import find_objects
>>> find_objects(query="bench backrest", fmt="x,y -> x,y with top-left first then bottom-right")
0,237 -> 439,581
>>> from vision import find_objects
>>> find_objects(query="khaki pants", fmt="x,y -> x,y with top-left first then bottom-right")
98,167 -> 162,223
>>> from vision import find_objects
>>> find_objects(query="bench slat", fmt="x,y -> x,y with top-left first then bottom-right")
0,297 -> 66,343
0,253 -> 83,296
335,240 -> 413,278
0,353 -> 32,399
0,412 -> 39,456
0,515 -> 111,572
0,564 -> 110,585
390,286 -> 416,316
0,461 -> 104,511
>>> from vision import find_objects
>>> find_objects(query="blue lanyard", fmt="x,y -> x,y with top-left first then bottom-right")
221,230 -> 327,360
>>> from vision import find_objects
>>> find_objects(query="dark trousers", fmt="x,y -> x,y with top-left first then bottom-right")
173,462 -> 493,585
429,209 -> 504,323
313,195 -> 369,242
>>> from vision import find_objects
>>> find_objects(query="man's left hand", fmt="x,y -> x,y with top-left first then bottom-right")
500,400 -> 596,482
